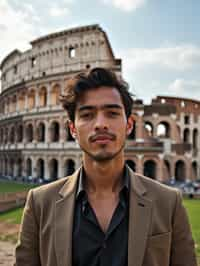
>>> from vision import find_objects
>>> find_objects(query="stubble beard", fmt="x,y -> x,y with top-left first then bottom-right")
80,141 -> 126,162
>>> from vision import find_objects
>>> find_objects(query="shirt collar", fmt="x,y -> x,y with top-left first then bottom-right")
76,165 -> 130,201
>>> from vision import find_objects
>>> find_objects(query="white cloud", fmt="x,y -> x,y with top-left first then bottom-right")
119,44 -> 200,72
0,0 -> 40,62
102,0 -> 146,12
49,4 -> 70,17
168,79 -> 200,95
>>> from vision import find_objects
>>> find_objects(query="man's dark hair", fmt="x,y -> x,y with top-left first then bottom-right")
60,67 -> 134,121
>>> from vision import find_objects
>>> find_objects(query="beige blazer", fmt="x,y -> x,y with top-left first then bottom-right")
15,167 -> 197,266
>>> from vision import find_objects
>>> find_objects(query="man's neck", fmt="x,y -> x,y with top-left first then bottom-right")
82,156 -> 125,195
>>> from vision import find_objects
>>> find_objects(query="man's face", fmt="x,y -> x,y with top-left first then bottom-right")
69,86 -> 133,162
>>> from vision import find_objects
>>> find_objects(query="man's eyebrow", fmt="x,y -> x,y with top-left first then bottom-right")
78,104 -> 123,112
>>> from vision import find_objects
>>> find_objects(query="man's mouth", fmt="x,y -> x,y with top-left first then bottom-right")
90,134 -> 115,144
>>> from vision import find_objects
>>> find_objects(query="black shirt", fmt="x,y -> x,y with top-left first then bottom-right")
72,166 -> 130,266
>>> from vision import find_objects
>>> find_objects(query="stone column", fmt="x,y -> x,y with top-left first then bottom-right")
137,154 -> 144,174
32,158 -> 38,180
58,158 -> 63,178
157,154 -> 164,182
45,158 -> 50,180
35,89 -> 39,108
47,84 -> 51,107
136,110 -> 144,142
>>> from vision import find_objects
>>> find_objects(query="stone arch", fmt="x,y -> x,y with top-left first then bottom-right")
49,158 -> 58,180
193,128 -> 198,149
37,122 -> 46,142
37,158 -> 45,179
0,128 -> 4,144
175,160 -> 186,181
39,87 -> 47,107
26,124 -> 34,142
144,160 -> 157,179
16,158 -> 22,177
183,128 -> 190,143
17,124 -> 23,142
157,121 -> 170,138
64,159 -> 75,176
5,127 -> 9,144
11,95 -> 17,113
18,93 -> 25,111
50,121 -> 60,142
26,158 -> 32,177
144,121 -> 154,137
163,160 -> 171,180
191,161 -> 198,180
51,84 -> 60,106
28,89 -> 36,109
126,160 -> 136,171
9,126 -> 15,143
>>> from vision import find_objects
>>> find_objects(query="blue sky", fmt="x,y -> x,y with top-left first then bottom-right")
0,0 -> 200,103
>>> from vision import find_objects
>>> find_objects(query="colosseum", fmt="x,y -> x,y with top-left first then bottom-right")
0,24 -> 199,182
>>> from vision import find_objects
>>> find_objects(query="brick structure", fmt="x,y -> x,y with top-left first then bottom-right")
0,24 -> 199,182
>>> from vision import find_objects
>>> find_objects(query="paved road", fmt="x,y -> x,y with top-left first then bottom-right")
0,241 -> 15,266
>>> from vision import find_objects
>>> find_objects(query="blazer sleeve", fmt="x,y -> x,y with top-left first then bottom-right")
170,190 -> 197,266
14,189 -> 41,266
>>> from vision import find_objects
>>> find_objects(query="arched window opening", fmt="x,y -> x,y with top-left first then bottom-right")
183,128 -> 190,143
175,160 -> 186,181
192,161 -> 198,180
64,159 -> 75,176
50,122 -> 60,142
49,159 -> 58,180
28,90 -> 36,109
37,123 -> 45,142
157,122 -> 170,138
17,125 -> 23,142
193,129 -> 198,150
164,160 -> 171,180
26,124 -> 33,142
37,159 -> 45,179
51,85 -> 60,106
144,122 -> 153,137
26,158 -> 32,177
9,127 -> 15,143
39,87 -> 47,107
144,160 -> 156,179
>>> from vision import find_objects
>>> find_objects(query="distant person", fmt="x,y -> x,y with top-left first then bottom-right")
15,68 -> 197,266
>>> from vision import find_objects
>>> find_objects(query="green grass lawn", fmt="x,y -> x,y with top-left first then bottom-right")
183,198 -> 200,261
0,180 -> 37,193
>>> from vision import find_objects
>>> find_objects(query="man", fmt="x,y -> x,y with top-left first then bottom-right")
15,68 -> 197,266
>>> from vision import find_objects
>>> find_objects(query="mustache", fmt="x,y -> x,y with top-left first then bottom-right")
89,132 -> 116,142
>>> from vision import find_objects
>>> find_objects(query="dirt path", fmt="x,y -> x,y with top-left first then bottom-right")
0,241 -> 15,266
0,221 -> 19,265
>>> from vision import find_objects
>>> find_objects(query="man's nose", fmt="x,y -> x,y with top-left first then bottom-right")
94,113 -> 108,130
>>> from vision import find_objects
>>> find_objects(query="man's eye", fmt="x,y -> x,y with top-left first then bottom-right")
108,111 -> 119,116
80,113 -> 92,118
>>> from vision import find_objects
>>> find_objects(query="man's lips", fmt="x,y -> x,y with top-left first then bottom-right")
90,134 -> 116,143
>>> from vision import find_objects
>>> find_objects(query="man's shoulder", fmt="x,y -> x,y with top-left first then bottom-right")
29,176 -> 71,203
132,172 -> 180,201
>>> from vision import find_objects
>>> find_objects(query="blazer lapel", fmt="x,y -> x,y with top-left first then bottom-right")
128,170 -> 153,266
54,169 -> 80,266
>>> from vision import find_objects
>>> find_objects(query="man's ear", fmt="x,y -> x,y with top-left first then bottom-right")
68,120 -> 77,139
126,114 -> 135,136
